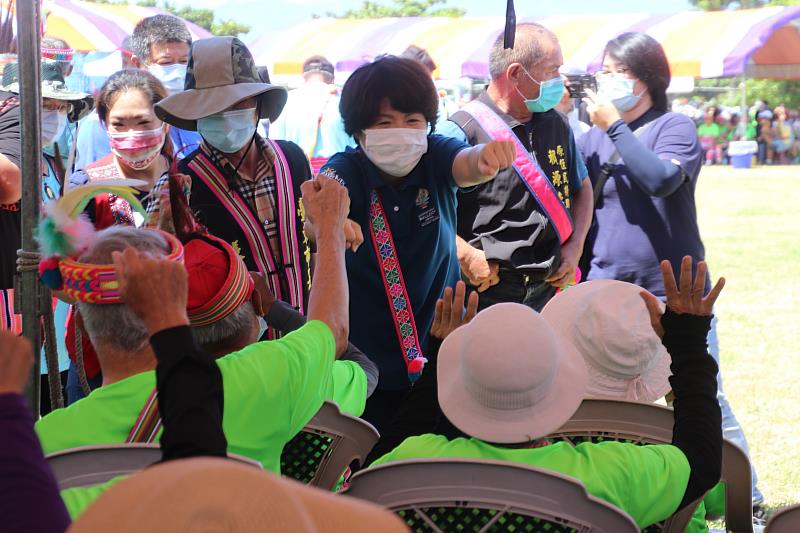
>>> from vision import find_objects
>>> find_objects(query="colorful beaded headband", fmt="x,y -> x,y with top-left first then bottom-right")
38,180 -> 184,304
41,47 -> 75,62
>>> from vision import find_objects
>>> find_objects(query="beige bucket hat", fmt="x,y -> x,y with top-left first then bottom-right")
542,280 -> 672,404
437,302 -> 588,444
68,458 -> 409,533
155,36 -> 287,131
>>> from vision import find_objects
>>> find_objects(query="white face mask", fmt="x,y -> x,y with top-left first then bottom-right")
41,109 -> 68,147
147,63 -> 188,94
362,128 -> 428,177
596,77 -> 645,113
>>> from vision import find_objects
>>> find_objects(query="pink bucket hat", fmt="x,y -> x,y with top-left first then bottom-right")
541,280 -> 672,404
437,303 -> 588,444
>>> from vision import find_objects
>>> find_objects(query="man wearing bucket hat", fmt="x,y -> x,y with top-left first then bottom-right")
542,279 -> 672,403
149,37 -> 314,338
371,257 -> 725,530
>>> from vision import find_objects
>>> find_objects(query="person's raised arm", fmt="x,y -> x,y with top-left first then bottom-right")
113,247 -> 227,460
451,140 -> 516,188
0,331 -> 70,532
0,153 -> 20,204
301,175 -> 350,356
641,256 -> 724,508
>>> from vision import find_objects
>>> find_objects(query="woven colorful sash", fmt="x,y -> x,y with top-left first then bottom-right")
368,190 -> 426,382
84,155 -> 135,226
127,388 -> 161,444
460,100 -> 574,244
189,141 -> 305,314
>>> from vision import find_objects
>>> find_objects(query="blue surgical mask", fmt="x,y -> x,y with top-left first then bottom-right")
516,68 -> 564,113
197,108 -> 258,154
597,77 -> 644,113
147,63 -> 188,94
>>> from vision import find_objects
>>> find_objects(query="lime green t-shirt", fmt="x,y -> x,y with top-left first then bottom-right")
36,321 -> 366,517
372,434 -> 691,529
697,122 -> 722,139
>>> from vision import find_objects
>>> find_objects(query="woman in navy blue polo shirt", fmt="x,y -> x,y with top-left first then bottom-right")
317,56 -> 514,432
578,32 -> 763,508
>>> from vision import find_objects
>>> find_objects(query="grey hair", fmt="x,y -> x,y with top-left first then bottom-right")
76,227 -> 170,354
130,14 -> 191,65
192,301 -> 257,350
488,23 -> 558,80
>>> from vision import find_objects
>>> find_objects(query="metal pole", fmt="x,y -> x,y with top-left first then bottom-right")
17,0 -> 43,416
740,74 -> 747,138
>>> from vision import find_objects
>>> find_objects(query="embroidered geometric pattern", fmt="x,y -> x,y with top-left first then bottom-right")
368,190 -> 426,382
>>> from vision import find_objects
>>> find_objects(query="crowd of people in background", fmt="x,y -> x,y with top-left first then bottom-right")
0,11 -> 786,533
673,97 -> 800,165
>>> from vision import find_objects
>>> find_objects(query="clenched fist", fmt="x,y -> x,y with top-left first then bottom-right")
476,140 -> 516,178
0,331 -> 34,395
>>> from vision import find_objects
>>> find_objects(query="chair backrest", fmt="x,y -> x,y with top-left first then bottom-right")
280,400 -> 380,490
765,504 -> 800,533
549,399 -> 754,533
343,458 -> 639,533
47,444 -> 261,490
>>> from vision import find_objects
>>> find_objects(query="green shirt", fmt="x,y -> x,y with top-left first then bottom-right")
697,122 -> 722,139
372,434 -> 691,529
37,321 -> 366,517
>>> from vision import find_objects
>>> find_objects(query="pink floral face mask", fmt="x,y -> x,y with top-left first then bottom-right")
108,126 -> 166,170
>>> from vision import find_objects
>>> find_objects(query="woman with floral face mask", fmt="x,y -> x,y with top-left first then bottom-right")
577,32 -> 764,512
319,56 -> 515,434
69,69 -> 172,226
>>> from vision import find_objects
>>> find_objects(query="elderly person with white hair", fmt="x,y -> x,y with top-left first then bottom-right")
35,173 -> 351,518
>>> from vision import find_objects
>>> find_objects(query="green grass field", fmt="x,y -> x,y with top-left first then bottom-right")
696,164 -> 800,514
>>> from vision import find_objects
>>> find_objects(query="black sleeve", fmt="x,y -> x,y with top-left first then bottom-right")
150,326 -> 227,461
606,119 -> 684,197
661,309 -> 722,508
366,336 -> 446,464
267,300 -> 379,396
0,99 -> 21,169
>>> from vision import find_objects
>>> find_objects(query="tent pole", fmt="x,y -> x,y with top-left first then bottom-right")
740,74 -> 747,138
16,0 -> 44,416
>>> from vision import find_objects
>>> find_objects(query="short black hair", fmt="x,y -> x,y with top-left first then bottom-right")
604,32 -> 671,113
130,14 -> 191,64
400,45 -> 436,73
339,56 -> 439,137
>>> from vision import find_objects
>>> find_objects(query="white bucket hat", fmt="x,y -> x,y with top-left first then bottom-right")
541,280 -> 672,404
155,36 -> 287,131
437,302 -> 588,444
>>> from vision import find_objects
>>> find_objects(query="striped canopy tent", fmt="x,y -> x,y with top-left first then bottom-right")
2,0 -> 211,52
249,5 -> 800,82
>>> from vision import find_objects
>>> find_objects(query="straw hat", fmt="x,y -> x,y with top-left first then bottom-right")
69,458 -> 409,533
2,61 -> 93,122
437,303 -> 587,444
541,280 -> 672,404
155,36 -> 287,131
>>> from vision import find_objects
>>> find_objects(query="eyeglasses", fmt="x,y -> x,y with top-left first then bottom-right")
594,67 -> 634,80
42,99 -> 72,113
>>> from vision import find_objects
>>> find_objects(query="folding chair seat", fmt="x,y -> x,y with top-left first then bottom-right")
280,400 -> 379,489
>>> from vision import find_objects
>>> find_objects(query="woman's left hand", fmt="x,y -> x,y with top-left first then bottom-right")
583,88 -> 622,131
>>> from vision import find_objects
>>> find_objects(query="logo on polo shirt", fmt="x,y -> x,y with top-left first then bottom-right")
415,188 -> 439,228
318,166 -> 346,187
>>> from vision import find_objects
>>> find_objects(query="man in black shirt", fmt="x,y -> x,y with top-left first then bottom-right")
439,23 -> 593,312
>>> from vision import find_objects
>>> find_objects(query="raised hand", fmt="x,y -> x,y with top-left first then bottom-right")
300,175 -> 350,244
112,246 -> 189,335
0,331 -> 34,395
640,256 -> 725,338
431,280 -> 479,340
